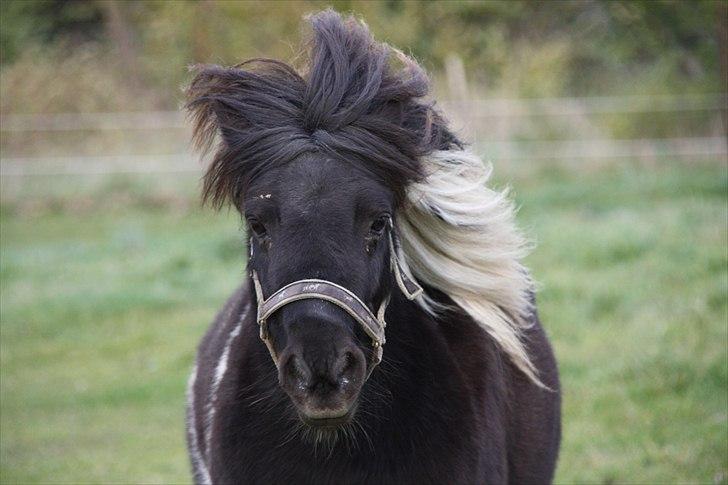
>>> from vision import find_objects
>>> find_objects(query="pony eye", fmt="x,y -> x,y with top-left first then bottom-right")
249,220 -> 267,238
369,215 -> 389,235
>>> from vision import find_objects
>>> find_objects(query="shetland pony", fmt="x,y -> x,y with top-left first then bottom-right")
185,10 -> 560,484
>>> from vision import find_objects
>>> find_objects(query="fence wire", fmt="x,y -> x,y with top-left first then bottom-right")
1,94 -> 726,176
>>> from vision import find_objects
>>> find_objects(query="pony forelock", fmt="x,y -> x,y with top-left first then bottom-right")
396,149 -> 544,386
185,9 -> 458,210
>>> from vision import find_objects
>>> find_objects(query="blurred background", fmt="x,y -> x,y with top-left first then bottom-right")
0,0 -> 726,483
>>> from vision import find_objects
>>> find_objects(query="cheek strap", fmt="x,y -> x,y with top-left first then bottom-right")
250,228 -> 422,376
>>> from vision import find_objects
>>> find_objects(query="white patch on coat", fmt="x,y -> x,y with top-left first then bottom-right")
397,149 -> 544,386
204,303 -> 250,463
186,364 -> 212,485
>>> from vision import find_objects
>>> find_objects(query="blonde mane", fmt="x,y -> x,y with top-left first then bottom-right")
396,149 -> 543,385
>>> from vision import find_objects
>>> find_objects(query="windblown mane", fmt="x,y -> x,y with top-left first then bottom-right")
185,9 -> 539,383
396,150 -> 539,383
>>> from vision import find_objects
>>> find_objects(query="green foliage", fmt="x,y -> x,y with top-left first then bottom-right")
0,42 -> 157,114
0,0 -> 723,113
0,0 -> 104,63
0,161 -> 726,483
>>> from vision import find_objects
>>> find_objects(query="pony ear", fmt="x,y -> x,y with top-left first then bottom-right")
185,62 -> 306,209
185,65 -> 251,209
186,65 -> 247,156
376,48 -> 462,155
404,101 -> 462,154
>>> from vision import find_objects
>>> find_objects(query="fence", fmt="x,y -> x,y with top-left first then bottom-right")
1,94 -> 726,177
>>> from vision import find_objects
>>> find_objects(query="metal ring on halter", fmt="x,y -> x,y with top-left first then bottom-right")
250,223 -> 422,377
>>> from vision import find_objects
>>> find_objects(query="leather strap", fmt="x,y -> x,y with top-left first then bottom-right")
251,224 -> 422,377
388,230 -> 423,300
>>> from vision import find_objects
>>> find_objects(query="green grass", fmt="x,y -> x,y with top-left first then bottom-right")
1,162 -> 726,483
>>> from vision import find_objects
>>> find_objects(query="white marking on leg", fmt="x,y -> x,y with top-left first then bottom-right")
187,364 -> 212,485
204,303 -> 250,464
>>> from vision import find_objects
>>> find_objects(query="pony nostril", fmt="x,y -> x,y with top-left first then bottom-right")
283,355 -> 310,391
335,350 -> 362,386
343,352 -> 355,373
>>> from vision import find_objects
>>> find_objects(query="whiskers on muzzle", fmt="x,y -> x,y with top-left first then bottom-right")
284,411 -> 375,458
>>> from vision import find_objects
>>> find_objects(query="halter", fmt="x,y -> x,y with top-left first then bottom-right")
250,225 -> 422,376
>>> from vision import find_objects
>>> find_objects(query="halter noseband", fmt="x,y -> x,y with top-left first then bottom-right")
250,228 -> 422,376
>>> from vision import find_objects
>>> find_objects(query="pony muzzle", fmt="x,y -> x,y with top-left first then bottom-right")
276,334 -> 366,426
250,228 -> 423,379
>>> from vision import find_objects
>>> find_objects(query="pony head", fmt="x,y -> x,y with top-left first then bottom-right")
186,9 -> 538,429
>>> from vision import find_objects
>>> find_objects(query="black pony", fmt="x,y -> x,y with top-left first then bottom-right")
185,10 -> 560,484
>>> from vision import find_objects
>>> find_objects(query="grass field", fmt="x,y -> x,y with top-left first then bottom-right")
1,160 -> 726,483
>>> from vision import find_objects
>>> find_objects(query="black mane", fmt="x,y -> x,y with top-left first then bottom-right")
186,9 -> 459,210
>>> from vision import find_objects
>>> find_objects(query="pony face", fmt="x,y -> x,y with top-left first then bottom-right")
186,8 -> 541,439
245,154 -> 394,426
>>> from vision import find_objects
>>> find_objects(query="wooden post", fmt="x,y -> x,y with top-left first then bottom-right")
99,0 -> 143,94
717,1 -> 727,137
